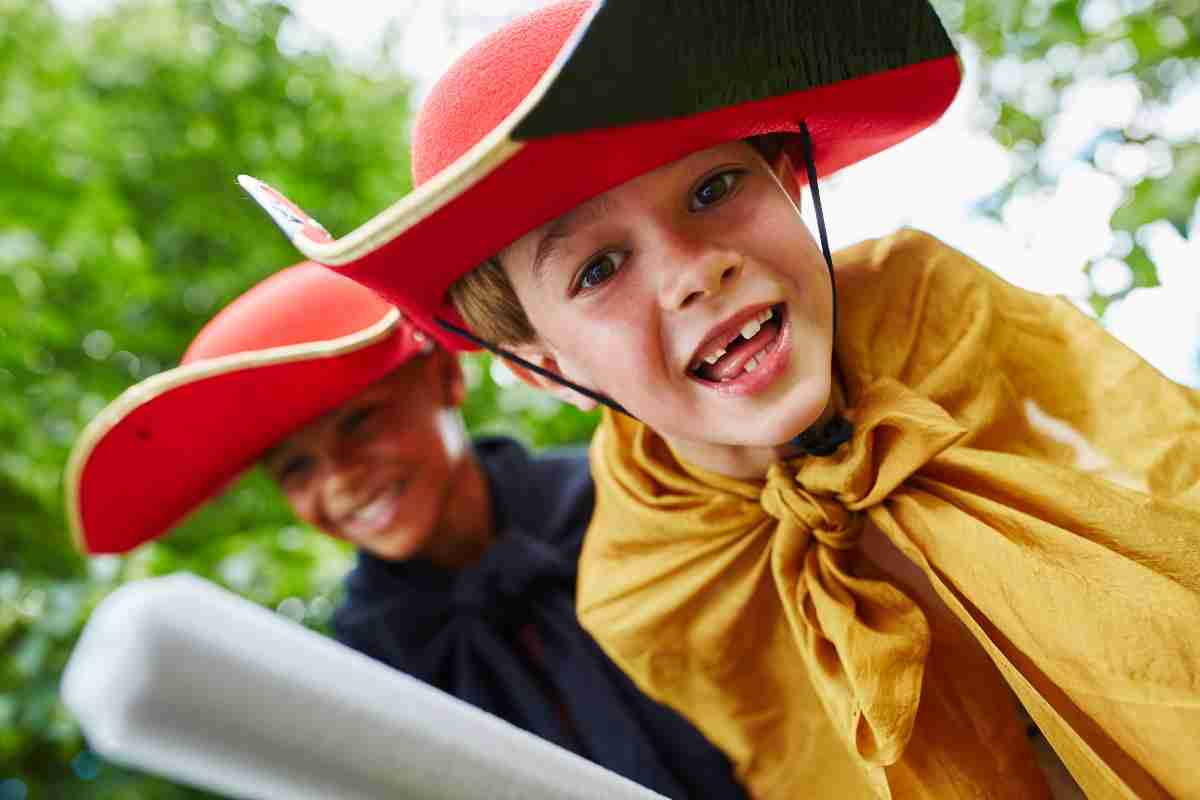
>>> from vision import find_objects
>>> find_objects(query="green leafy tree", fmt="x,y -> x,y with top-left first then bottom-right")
1,2 -> 597,794
0,0 -> 406,796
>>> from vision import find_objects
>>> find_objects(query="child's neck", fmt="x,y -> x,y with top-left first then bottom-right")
666,385 -> 844,480
667,398 -> 844,479
425,452 -> 495,570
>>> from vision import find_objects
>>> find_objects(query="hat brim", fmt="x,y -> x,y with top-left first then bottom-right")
67,309 -> 411,554
241,0 -> 962,351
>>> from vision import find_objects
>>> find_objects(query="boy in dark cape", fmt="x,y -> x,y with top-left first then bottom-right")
69,262 -> 750,799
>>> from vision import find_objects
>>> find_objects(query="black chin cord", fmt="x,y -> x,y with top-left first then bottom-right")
787,121 -> 854,456
436,120 -> 851,457
433,317 -> 630,416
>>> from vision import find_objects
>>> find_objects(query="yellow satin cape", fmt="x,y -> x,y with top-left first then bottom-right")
577,230 -> 1200,799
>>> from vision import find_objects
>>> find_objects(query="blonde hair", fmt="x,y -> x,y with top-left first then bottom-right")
448,256 -> 536,346
449,134 -> 788,346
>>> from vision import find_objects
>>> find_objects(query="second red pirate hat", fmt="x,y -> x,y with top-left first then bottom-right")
66,263 -> 433,554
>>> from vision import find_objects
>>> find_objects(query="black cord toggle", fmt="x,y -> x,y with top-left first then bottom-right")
790,414 -> 853,456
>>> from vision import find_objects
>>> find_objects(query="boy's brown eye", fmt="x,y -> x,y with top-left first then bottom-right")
278,454 -> 314,484
689,171 -> 740,211
576,251 -> 627,292
339,406 -> 376,435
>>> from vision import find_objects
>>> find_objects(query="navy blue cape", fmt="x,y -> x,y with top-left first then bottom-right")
333,437 -> 747,799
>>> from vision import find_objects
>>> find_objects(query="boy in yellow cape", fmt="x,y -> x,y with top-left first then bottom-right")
240,2 -> 1200,798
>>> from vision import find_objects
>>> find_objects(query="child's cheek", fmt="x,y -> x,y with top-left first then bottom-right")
556,304 -> 657,404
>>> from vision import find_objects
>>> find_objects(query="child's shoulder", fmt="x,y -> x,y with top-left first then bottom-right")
836,227 -> 1062,332
832,228 -> 1031,390
834,227 -> 997,305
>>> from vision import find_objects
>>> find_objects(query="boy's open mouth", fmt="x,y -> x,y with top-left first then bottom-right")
688,304 -> 786,383
338,480 -> 407,539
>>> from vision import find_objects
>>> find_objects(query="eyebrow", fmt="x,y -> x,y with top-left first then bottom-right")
530,193 -> 616,285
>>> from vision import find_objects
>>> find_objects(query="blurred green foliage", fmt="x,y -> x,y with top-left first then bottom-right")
1,0 -> 1196,797
937,0 -> 1200,313
0,1 -> 599,794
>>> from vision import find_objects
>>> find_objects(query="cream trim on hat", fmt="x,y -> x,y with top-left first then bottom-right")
64,308 -> 402,552
236,2 -> 597,268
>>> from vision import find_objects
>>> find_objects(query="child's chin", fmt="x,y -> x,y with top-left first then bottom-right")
696,408 -> 825,450
365,526 -> 428,561
751,421 -> 821,449
763,384 -> 834,445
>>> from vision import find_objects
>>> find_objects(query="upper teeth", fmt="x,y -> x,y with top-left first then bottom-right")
696,307 -> 776,368
734,307 -> 772,340
740,307 -> 774,340
344,485 -> 400,533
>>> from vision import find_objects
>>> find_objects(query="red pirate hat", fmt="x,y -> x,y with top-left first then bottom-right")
66,263 -> 432,554
240,0 -> 961,347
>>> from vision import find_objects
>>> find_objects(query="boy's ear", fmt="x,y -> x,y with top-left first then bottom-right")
770,146 -> 803,206
502,346 -> 598,413
434,349 -> 467,408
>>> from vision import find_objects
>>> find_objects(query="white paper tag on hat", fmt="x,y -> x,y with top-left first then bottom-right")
237,175 -> 333,247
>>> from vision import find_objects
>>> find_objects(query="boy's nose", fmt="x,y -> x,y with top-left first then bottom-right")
327,439 -> 371,480
318,432 -> 369,483
321,460 -> 372,518
661,249 -> 742,311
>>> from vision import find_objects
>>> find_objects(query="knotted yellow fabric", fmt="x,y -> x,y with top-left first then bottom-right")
760,460 -> 930,768
577,230 -> 1200,799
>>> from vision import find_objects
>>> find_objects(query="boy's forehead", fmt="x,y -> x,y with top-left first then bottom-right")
271,362 -> 428,451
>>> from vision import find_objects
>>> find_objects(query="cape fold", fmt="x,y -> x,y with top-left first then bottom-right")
578,229 -> 1200,799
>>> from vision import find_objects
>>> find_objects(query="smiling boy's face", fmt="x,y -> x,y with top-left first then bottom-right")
263,352 -> 470,560
502,141 -> 835,462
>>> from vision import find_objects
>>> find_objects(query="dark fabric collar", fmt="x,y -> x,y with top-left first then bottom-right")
474,436 -> 593,559
334,437 -> 747,800
475,435 -> 549,541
